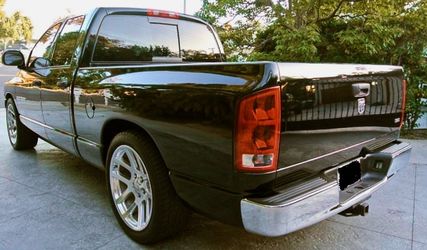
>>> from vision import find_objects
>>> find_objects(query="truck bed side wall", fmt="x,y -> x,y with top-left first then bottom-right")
72,63 -> 281,225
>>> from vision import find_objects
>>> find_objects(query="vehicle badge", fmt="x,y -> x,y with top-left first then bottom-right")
357,98 -> 365,114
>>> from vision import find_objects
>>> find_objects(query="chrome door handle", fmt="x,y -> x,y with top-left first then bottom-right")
352,83 -> 370,98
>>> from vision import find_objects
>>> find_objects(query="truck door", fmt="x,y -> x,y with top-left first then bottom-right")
15,23 -> 62,137
40,16 -> 85,155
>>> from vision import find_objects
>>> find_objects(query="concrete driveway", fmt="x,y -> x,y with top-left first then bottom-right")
0,108 -> 425,250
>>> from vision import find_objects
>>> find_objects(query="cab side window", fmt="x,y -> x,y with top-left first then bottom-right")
29,23 -> 62,67
51,16 -> 85,66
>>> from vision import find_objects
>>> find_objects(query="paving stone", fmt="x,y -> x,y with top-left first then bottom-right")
0,181 -> 57,223
0,176 -> 8,184
407,140 -> 427,165
416,164 -> 427,202
98,215 -> 412,250
378,163 -> 415,201
413,241 -> 427,250
329,191 -> 414,240
0,198 -> 122,250
414,199 -> 427,244
0,141 -> 112,216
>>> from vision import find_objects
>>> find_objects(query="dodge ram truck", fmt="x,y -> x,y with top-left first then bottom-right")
2,8 -> 412,243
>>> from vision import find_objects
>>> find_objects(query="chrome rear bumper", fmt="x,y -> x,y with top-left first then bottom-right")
241,141 -> 411,237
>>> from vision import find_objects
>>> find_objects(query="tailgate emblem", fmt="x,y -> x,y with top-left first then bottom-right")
357,98 -> 365,114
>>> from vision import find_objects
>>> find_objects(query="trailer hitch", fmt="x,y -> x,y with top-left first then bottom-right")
339,202 -> 369,217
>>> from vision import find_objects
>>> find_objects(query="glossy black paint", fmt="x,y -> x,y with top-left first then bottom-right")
72,62 -> 280,194
2,8 -> 406,227
3,8 -> 282,225
39,66 -> 77,155
12,69 -> 47,137
275,63 -> 404,188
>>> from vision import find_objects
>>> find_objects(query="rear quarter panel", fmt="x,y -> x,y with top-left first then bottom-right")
73,62 -> 280,192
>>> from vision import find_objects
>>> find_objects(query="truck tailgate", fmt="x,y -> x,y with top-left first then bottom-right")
276,63 -> 404,183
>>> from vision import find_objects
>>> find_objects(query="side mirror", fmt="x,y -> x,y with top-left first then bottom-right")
31,57 -> 51,69
1,50 -> 25,68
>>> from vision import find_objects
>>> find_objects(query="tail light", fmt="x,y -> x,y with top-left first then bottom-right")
400,79 -> 407,128
147,9 -> 180,19
235,86 -> 281,173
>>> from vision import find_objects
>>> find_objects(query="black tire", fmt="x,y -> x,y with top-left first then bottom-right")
106,131 -> 189,244
5,98 -> 38,150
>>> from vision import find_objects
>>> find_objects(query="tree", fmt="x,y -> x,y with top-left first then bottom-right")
12,11 -> 32,42
198,0 -> 427,129
0,8 -> 33,49
197,0 -> 271,60
0,15 -> 17,49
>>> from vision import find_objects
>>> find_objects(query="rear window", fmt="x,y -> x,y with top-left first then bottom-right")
94,15 -> 179,62
179,20 -> 221,62
93,14 -> 221,63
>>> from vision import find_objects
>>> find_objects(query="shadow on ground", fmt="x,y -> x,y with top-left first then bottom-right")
0,109 -> 425,249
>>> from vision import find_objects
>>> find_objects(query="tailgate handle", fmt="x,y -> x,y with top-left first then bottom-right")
352,83 -> 370,97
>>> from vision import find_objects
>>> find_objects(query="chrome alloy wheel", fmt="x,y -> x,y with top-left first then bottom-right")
6,103 -> 18,145
109,145 -> 153,231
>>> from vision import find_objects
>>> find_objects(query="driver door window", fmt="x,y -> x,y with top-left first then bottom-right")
28,23 -> 61,67
51,16 -> 84,66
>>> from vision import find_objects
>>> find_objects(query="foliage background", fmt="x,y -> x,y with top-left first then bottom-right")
0,0 -> 32,49
0,0 -> 425,128
197,0 -> 427,129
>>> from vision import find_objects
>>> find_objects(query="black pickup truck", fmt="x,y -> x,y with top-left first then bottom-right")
2,8 -> 412,243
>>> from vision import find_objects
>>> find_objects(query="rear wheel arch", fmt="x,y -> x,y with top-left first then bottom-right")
100,119 -> 165,167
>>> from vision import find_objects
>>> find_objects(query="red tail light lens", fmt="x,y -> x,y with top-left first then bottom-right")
147,9 -> 180,19
235,86 -> 281,173
400,79 -> 407,128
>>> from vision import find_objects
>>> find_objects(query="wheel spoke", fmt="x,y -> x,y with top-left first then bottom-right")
7,106 -> 14,116
125,149 -> 139,172
142,181 -> 150,191
137,203 -> 144,227
123,202 -> 137,219
146,191 -> 152,200
113,158 -> 132,173
115,188 -> 131,204
6,104 -> 18,144
136,156 -> 147,176
111,171 -> 131,186
145,200 -> 151,221
109,144 -> 153,231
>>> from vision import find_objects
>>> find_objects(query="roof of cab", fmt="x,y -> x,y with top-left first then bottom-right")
95,7 -> 210,26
